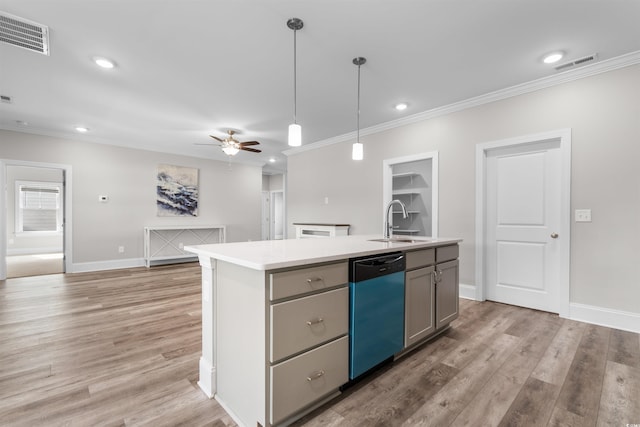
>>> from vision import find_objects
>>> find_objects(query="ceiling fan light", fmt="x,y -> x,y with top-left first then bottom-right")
288,123 -> 301,147
352,142 -> 363,161
222,145 -> 239,156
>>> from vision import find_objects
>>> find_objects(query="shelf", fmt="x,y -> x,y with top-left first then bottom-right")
392,189 -> 421,196
392,172 -> 419,179
393,210 -> 421,215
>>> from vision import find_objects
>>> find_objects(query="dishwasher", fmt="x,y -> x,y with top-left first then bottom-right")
349,252 -> 406,380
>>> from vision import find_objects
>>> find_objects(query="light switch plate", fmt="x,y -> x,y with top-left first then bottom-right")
575,209 -> 592,222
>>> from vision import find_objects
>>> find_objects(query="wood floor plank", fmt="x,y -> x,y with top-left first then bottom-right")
547,406 -> 591,427
530,319 -> 586,385
553,323 -> 611,421
596,360 -> 640,426
497,377 -> 559,426
607,328 -> 640,369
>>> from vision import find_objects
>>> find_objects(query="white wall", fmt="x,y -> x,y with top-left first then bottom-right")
287,64 -> 640,317
1,130 -> 262,270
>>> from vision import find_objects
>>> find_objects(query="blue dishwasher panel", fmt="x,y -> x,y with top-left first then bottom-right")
349,270 -> 404,379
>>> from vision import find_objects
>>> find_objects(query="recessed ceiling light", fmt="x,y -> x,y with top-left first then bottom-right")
395,103 -> 408,111
16,120 -> 28,126
269,158 -> 276,163
92,56 -> 115,69
75,126 -> 89,133
543,51 -> 564,64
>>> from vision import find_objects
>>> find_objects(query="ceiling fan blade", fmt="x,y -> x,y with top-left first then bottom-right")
241,147 -> 262,153
209,135 -> 224,142
238,141 -> 260,146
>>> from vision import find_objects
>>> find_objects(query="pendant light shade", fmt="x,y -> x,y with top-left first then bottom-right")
287,18 -> 303,147
288,123 -> 301,146
352,57 -> 366,160
352,142 -> 364,160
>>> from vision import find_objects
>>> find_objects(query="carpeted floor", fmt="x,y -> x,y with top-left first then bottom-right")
5,253 -> 64,278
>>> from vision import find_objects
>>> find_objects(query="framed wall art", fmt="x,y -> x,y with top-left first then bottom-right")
156,164 -> 199,217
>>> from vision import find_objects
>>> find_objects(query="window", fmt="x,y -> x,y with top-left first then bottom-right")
16,181 -> 62,233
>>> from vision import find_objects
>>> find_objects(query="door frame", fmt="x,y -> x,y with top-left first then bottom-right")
0,159 -> 73,279
475,129 -> 571,318
383,151 -> 439,237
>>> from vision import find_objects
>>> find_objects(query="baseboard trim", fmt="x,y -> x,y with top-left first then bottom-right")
569,302 -> 640,334
71,258 -> 145,273
7,247 -> 63,256
459,283 -> 476,300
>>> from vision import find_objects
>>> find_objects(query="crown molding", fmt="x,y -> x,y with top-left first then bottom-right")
284,49 -> 640,157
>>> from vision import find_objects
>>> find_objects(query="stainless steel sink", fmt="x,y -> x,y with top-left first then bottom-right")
368,238 -> 421,243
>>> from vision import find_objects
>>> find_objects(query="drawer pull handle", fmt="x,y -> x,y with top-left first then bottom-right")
306,277 -> 323,284
306,317 -> 324,326
306,370 -> 325,382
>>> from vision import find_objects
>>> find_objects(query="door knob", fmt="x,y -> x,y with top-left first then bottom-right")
551,233 -> 559,239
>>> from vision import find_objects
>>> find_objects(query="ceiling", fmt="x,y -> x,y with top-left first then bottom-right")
1,0 -> 640,173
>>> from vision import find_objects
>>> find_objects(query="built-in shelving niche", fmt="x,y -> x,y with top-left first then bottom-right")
384,153 -> 437,237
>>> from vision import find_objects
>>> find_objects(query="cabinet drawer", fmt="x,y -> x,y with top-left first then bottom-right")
436,245 -> 459,263
270,336 -> 348,425
270,261 -> 348,301
270,287 -> 348,363
405,248 -> 435,270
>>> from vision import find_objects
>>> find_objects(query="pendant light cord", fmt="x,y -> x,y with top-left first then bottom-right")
293,28 -> 297,124
356,62 -> 361,143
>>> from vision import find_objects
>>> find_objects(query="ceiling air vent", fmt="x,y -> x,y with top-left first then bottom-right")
0,11 -> 50,55
554,53 -> 598,71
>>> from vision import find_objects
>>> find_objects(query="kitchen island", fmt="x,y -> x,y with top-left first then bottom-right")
185,235 -> 461,427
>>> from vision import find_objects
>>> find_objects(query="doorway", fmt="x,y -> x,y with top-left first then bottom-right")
261,173 -> 286,241
475,129 -> 571,317
383,152 -> 438,237
1,160 -> 73,279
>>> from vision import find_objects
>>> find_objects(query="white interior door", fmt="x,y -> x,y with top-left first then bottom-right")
485,140 -> 562,313
271,191 -> 284,240
261,191 -> 270,240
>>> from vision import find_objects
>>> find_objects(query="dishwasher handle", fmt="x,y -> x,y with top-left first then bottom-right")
357,255 -> 404,267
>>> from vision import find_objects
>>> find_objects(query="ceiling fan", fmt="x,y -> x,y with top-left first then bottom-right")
199,130 -> 262,156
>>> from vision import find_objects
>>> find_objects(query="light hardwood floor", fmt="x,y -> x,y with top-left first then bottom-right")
1,264 -> 638,426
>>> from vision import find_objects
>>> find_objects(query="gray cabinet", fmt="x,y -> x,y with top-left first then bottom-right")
435,259 -> 459,328
405,265 -> 436,347
404,244 -> 459,349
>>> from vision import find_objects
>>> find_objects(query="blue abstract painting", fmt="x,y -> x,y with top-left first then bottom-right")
157,164 -> 199,216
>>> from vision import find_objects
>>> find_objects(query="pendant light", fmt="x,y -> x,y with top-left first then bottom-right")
352,57 -> 366,160
287,18 -> 303,147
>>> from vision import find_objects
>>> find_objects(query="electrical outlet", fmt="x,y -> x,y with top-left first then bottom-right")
178,242 -> 184,250
118,246 -> 125,253
324,196 -> 329,205
575,209 -> 592,222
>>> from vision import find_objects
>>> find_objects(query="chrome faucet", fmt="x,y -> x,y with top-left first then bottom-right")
384,199 -> 408,238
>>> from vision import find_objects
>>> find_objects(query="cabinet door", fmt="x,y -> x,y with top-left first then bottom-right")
435,259 -> 459,329
404,266 -> 435,348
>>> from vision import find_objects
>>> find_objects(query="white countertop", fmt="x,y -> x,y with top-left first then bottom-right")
185,235 -> 462,271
